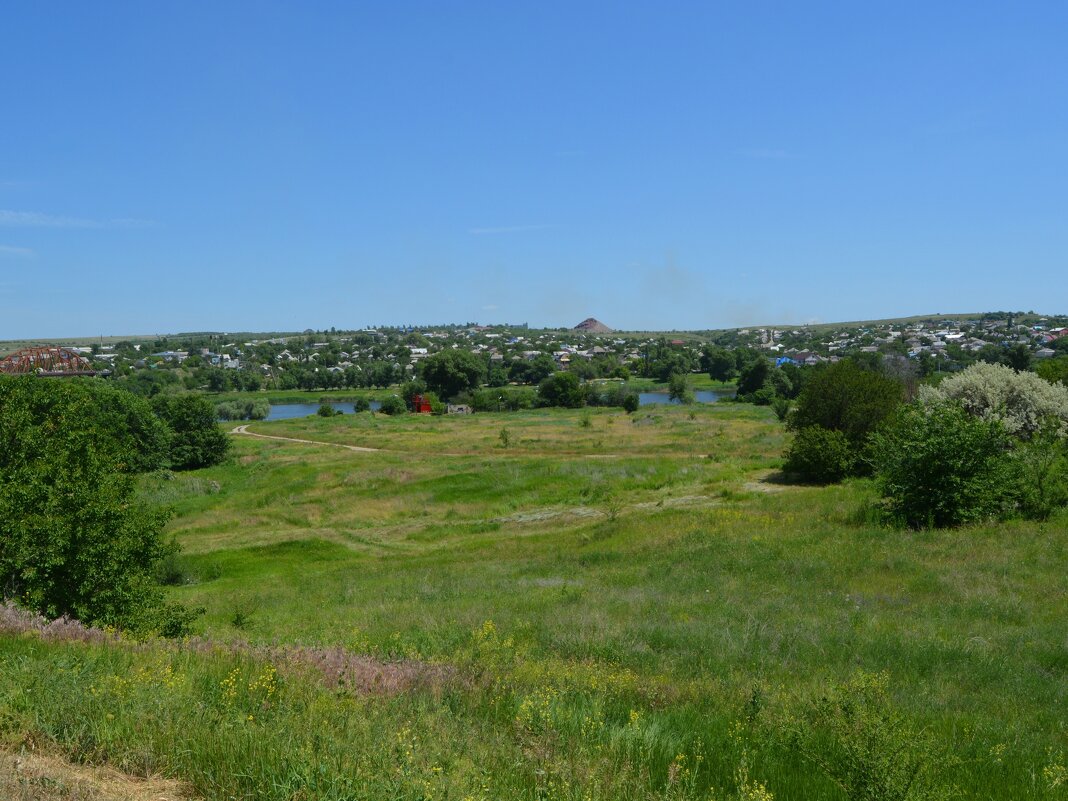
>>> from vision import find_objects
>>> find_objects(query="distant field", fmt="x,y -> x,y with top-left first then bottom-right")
2,403 -> 1065,800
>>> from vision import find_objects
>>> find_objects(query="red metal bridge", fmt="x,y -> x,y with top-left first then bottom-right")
0,346 -> 98,377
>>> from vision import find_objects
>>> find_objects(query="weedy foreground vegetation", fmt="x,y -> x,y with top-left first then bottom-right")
2,401 -> 1067,800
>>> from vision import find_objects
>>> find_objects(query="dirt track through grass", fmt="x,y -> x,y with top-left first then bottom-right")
229,424 -> 380,453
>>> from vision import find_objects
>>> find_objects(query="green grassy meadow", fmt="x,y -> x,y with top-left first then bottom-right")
2,404 -> 1066,799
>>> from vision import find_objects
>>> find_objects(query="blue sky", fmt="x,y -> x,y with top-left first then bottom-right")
2,2 -> 1066,338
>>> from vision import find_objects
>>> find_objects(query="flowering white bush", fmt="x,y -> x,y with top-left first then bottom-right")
919,362 -> 1068,437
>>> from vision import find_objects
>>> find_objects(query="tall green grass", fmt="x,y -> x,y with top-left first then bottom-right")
2,404 -> 1065,799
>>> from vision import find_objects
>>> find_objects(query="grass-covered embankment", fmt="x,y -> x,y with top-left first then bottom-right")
2,404 -> 1066,799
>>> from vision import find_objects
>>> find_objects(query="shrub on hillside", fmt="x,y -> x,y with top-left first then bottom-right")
216,398 -> 270,421
782,360 -> 904,480
780,672 -> 952,801
468,387 -> 536,411
784,426 -> 856,484
378,395 -> 406,415
152,394 -> 231,470
1009,423 -> 1068,520
353,396 -> 371,412
919,361 -> 1068,438
749,387 -> 776,406
870,403 -> 1014,528
790,360 -> 905,446
537,372 -> 586,408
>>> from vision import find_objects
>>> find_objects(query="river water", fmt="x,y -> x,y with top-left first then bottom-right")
261,389 -> 732,421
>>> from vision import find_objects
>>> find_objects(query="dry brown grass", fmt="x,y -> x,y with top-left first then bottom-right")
0,750 -> 193,801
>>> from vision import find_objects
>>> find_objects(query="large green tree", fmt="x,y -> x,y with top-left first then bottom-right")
509,354 -> 556,385
0,377 -> 195,633
702,345 -> 737,382
419,349 -> 485,400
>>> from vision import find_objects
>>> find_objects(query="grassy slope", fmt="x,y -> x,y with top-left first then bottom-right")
3,404 -> 1066,800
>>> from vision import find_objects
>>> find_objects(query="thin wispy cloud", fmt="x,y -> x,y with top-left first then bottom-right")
0,244 -> 35,257
468,224 -> 552,235
0,209 -> 154,228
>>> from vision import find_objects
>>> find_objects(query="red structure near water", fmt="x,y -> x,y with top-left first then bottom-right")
410,394 -> 433,413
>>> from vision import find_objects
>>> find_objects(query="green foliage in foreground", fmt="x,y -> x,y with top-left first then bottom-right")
0,377 -> 198,633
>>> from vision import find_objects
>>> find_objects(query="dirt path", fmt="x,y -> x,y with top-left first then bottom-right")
230,424 -> 380,453
229,425 -> 705,461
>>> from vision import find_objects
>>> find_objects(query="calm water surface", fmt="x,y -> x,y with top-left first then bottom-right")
264,401 -> 380,421
262,390 -> 730,421
637,389 -> 733,405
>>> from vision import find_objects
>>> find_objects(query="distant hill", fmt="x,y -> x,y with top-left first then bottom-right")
572,318 -> 613,334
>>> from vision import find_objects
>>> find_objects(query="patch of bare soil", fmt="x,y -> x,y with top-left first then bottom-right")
0,750 -> 194,801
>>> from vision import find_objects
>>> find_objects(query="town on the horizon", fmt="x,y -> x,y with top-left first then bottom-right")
3,310 -> 1067,393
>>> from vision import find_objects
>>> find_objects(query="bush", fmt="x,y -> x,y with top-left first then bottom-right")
780,672 -> 951,801
468,387 -> 537,412
790,360 -> 905,448
784,426 -> 856,483
537,372 -> 585,408
1009,423 -> 1068,520
378,395 -> 406,415
152,394 -> 231,470
622,392 -> 640,413
919,361 -> 1068,438
216,398 -> 270,421
317,403 -> 340,417
766,367 -> 793,399
353,396 -> 371,412
870,403 -> 1013,528
749,387 -> 776,406
772,397 -> 791,422
584,384 -> 621,407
